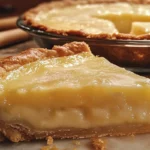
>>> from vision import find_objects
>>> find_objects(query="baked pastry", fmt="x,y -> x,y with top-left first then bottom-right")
23,0 -> 150,39
0,42 -> 150,142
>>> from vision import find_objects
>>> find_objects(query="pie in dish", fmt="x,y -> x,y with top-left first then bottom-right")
0,42 -> 150,142
23,0 -> 150,39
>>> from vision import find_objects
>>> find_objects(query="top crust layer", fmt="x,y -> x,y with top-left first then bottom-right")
0,42 -> 90,77
23,0 -> 150,40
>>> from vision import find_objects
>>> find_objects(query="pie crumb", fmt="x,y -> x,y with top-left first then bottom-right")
91,137 -> 106,150
41,145 -> 59,150
41,146 -> 50,150
41,137 -> 58,150
47,136 -> 53,145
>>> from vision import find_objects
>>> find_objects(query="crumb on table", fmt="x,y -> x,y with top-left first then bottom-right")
41,145 -> 59,150
47,136 -> 54,145
91,137 -> 106,150
41,136 -> 59,150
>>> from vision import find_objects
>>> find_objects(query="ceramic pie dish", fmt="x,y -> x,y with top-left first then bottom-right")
17,0 -> 150,72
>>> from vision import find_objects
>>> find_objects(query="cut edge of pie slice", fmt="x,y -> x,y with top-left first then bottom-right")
0,42 -> 150,142
23,0 -> 150,40
131,22 -> 150,35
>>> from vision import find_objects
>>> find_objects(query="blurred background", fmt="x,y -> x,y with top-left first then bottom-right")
0,0 -> 50,18
0,0 -> 51,50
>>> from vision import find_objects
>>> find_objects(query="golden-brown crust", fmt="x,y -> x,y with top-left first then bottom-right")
1,121 -> 150,142
23,0 -> 150,40
0,42 -> 90,77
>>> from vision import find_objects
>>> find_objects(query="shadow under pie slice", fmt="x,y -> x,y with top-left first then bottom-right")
23,0 -> 150,39
0,42 -> 150,142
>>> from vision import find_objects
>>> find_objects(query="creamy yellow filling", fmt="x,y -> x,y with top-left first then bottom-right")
0,52 -> 150,129
0,52 -> 150,108
1,103 -> 150,129
94,3 -> 150,33
36,14 -> 118,34
34,3 -> 150,34
131,22 -> 150,35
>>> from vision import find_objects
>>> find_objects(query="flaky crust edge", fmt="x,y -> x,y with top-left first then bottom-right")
0,42 -> 90,77
23,0 -> 150,40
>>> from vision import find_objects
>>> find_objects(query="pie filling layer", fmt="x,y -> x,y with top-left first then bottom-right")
131,22 -> 150,35
1,104 -> 150,130
34,2 -> 150,35
0,52 -> 150,130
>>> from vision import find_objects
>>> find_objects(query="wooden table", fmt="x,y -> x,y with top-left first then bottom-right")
0,40 -> 149,78
0,0 -> 50,18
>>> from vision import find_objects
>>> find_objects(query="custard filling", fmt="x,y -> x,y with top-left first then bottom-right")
1,103 -> 150,130
0,52 -> 150,129
131,22 -> 150,35
34,2 -> 150,35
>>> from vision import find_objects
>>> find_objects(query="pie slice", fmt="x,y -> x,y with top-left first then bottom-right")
0,42 -> 150,142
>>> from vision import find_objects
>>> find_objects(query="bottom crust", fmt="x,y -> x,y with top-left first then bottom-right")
0,121 -> 150,142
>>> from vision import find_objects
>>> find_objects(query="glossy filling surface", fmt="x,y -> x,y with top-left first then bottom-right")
34,3 -> 150,35
0,52 -> 150,129
131,22 -> 150,35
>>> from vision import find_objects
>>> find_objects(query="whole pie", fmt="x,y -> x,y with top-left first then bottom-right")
0,42 -> 150,142
23,0 -> 150,39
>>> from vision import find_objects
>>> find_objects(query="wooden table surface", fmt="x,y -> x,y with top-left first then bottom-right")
0,40 -> 149,78
0,0 -> 50,18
